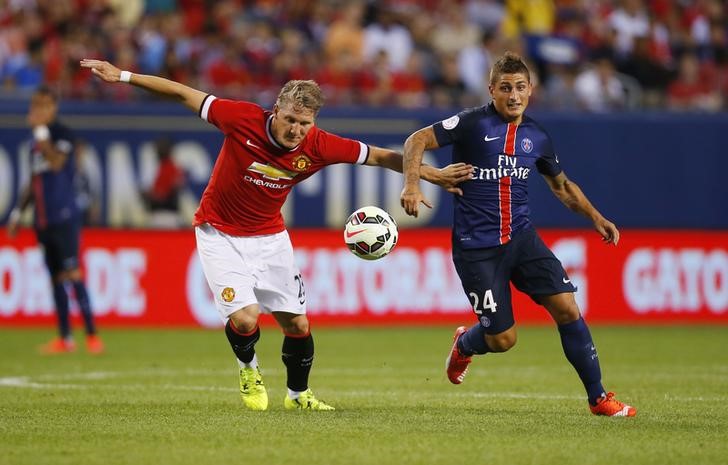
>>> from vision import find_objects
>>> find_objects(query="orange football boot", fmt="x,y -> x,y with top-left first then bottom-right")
86,335 -> 105,354
590,392 -> 637,417
39,337 -> 76,354
446,326 -> 472,384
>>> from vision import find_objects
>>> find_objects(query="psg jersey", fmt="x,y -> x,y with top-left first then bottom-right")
433,103 -> 562,249
194,96 -> 369,236
30,121 -> 79,229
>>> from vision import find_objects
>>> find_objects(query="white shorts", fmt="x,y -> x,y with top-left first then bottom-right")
195,224 -> 306,320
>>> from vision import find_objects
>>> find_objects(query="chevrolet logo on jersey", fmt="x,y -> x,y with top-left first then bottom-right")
247,162 -> 299,180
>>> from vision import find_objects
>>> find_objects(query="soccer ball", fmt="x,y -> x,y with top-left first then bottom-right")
343,206 -> 398,260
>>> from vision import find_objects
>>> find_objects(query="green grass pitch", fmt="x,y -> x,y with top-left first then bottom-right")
1,325 -> 726,465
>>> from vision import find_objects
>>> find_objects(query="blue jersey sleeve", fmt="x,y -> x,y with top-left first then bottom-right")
534,132 -> 562,177
50,124 -> 75,157
432,107 -> 481,147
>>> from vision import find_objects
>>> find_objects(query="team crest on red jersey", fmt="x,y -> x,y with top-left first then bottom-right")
292,154 -> 312,172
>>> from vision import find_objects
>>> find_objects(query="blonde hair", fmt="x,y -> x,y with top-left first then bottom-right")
276,80 -> 325,115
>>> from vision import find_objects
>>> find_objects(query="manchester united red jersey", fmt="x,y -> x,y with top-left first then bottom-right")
193,96 -> 369,236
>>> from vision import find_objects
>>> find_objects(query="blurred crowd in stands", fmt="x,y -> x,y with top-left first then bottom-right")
1,0 -> 727,112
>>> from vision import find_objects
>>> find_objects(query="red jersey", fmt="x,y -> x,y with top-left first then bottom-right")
193,96 -> 369,236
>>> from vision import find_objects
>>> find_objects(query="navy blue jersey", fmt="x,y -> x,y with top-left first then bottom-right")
433,103 -> 562,249
30,121 -> 79,229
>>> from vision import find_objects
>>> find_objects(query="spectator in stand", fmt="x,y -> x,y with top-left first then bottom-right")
3,38 -> 44,91
430,6 -> 480,57
666,51 -> 722,111
574,50 -> 627,112
391,50 -> 428,108
363,7 -> 413,72
618,36 -> 673,108
143,136 -> 185,229
464,0 -> 506,33
357,49 -> 393,107
323,1 -> 365,67
608,0 -> 650,59
458,30 -> 497,103
543,63 -> 581,110
204,42 -> 251,96
316,49 -> 357,105
1,0 -> 728,112
430,53 -> 469,109
501,0 -> 555,40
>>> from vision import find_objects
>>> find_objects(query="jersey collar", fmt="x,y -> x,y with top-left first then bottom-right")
266,115 -> 300,152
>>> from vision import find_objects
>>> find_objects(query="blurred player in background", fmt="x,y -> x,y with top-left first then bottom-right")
7,86 -> 104,355
81,58 -> 471,411
143,136 -> 185,229
400,52 -> 636,417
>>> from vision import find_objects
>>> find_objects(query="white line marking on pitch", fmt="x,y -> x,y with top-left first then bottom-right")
2,369 -> 727,402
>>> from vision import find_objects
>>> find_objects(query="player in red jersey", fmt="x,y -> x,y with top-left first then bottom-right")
81,59 -> 472,411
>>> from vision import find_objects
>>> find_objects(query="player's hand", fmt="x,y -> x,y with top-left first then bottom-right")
80,59 -> 122,82
594,217 -> 619,245
400,184 -> 431,217
434,162 -> 472,196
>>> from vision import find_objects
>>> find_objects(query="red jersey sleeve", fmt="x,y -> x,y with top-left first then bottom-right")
311,128 -> 369,165
199,96 -> 261,134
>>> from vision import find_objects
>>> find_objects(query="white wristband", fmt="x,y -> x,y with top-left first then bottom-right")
119,70 -> 132,83
33,125 -> 50,141
9,208 -> 21,224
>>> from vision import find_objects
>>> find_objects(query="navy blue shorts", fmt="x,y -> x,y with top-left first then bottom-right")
452,225 -> 576,334
35,221 -> 81,276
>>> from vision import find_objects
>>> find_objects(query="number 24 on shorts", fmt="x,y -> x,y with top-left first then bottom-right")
468,289 -> 497,315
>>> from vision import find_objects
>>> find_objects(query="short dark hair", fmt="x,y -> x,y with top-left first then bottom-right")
33,85 -> 58,102
489,52 -> 531,84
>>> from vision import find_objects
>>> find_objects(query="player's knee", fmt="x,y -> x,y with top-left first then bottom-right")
550,302 -> 581,325
229,308 -> 259,333
285,318 -> 309,336
541,293 -> 581,325
278,314 -> 309,336
486,330 -> 517,352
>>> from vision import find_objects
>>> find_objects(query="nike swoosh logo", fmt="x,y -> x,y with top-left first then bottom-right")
563,278 -> 571,284
484,135 -> 500,142
246,139 -> 262,150
345,229 -> 365,239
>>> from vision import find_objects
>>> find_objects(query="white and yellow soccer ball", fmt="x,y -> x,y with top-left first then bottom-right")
343,206 -> 398,260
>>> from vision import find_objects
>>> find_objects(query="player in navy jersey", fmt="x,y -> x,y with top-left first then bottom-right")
400,52 -> 636,417
80,59 -> 472,411
7,87 -> 104,355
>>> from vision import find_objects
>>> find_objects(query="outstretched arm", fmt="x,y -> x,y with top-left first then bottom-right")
400,126 -> 441,218
542,171 -> 620,245
80,59 -> 207,113
365,145 -> 471,196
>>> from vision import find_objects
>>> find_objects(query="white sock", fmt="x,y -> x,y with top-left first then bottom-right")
237,354 -> 258,369
288,388 -> 305,399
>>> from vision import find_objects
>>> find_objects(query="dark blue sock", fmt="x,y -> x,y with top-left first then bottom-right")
457,324 -> 491,356
72,281 -> 96,335
558,317 -> 605,405
52,283 -> 71,339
